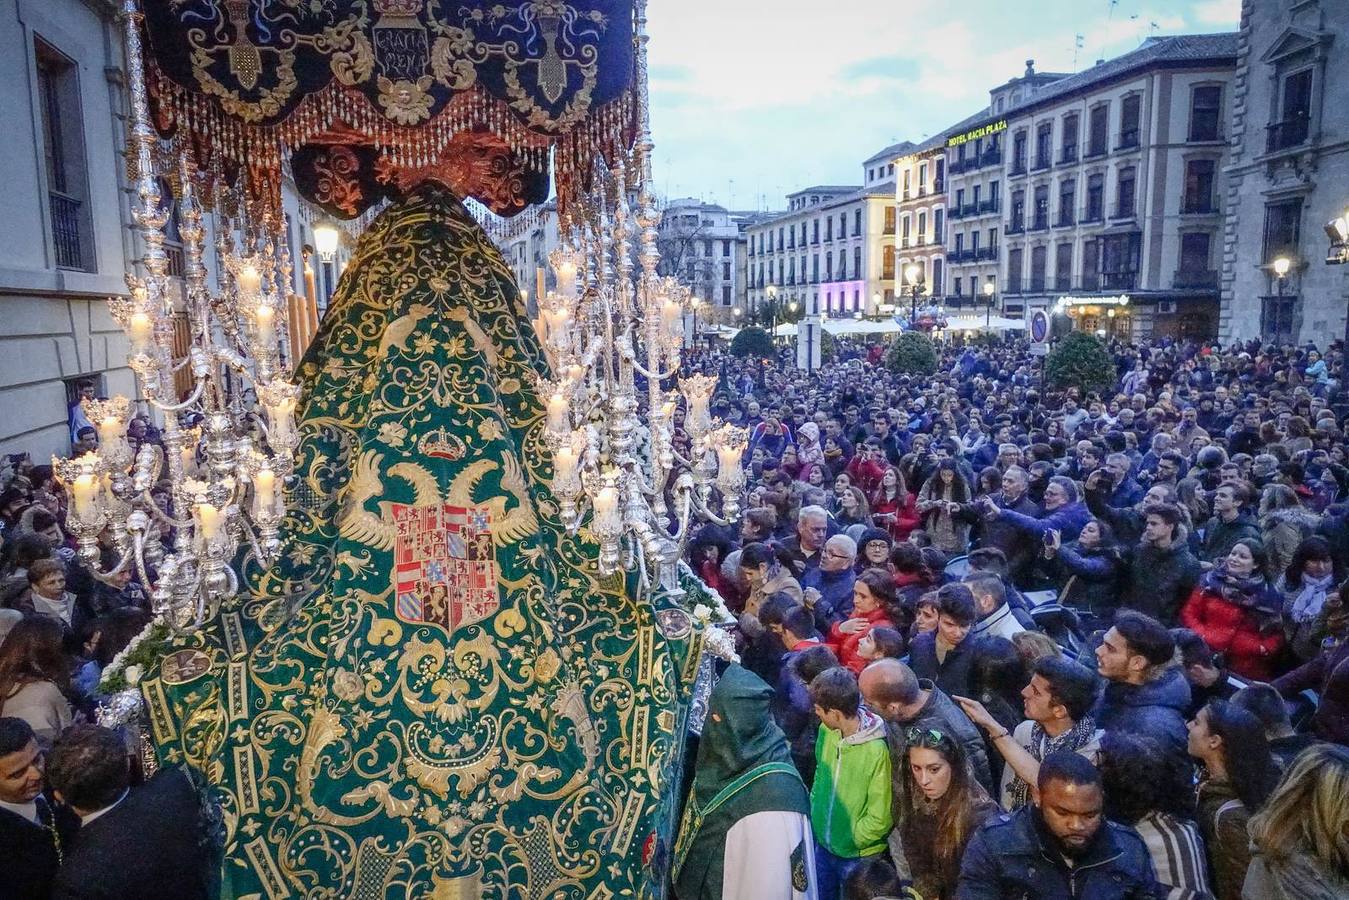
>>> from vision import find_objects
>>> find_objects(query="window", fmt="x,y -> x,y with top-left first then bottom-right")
1262,199 -> 1302,263
1183,160 -> 1216,214
971,230 -> 981,252
1115,168 -> 1136,219
869,168 -> 875,181
1010,191 -> 1026,232
1055,243 -> 1073,291
1030,246 -> 1047,292
825,217 -> 833,241
902,215 -> 911,240
812,220 -> 819,243
988,227 -> 997,250
1058,178 -> 1076,226
854,247 -> 861,278
854,209 -> 862,236
1119,95 -> 1141,149
1032,185 -> 1050,230
1269,69 -> 1312,151
800,222 -> 807,244
1178,232 -> 1214,286
917,211 -> 927,244
1007,247 -> 1024,294
934,208 -> 944,243
1190,86 -> 1222,141
1262,296 -> 1298,344
812,254 -> 819,282
881,245 -> 895,280
935,159 -> 945,191
35,40 -> 93,272
825,251 -> 833,281
722,241 -> 731,257
1061,113 -> 1079,162
722,261 -> 731,280
884,206 -> 896,236
903,169 -> 911,198
1088,104 -> 1109,157
1101,232 -> 1141,290
919,162 -> 928,194
954,232 -> 965,253
1083,239 -> 1100,290
1085,173 -> 1105,221
1012,131 -> 1028,173
1035,123 -> 1053,169
954,276 -> 963,297
932,258 -> 943,295
722,285 -> 731,304
955,188 -> 965,211
777,227 -> 784,251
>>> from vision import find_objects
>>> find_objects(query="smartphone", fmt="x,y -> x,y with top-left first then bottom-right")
1042,531 -> 1056,546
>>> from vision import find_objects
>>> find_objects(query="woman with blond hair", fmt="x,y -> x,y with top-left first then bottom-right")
1242,744 -> 1349,899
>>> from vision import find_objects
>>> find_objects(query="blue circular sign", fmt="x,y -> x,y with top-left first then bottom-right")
1030,310 -> 1049,342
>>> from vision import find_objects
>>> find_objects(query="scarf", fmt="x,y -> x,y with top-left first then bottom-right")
1006,715 -> 1098,810
1291,572 -> 1335,623
1201,566 -> 1279,615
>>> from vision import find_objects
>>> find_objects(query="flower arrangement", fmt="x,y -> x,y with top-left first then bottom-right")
677,562 -> 739,663
98,616 -> 171,694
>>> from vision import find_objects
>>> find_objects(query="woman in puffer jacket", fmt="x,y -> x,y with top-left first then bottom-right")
1181,538 -> 1285,681
1039,517 -> 1124,633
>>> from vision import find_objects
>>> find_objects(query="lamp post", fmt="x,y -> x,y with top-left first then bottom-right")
313,222 -> 340,263
690,296 -> 703,348
982,279 -> 996,328
904,263 -> 925,325
1329,209 -> 1349,347
766,284 -> 779,335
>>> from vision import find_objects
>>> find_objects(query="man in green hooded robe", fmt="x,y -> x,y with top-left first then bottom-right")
673,664 -> 815,900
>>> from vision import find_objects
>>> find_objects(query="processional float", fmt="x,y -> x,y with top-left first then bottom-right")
66,2 -> 741,896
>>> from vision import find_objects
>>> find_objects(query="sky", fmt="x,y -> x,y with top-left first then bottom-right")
643,0 -> 1242,211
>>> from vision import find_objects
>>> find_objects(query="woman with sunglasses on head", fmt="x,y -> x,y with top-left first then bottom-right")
898,727 -> 997,900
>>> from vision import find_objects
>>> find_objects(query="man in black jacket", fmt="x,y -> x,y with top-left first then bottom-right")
956,751 -> 1163,899
954,466 -> 1039,586
0,717 -> 77,900
47,724 -> 211,900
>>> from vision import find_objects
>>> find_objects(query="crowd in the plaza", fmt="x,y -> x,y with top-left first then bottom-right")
673,334 -> 1349,899
3,334 -> 1349,899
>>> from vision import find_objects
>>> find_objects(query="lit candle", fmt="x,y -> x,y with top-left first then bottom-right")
196,502 -> 221,542
556,262 -> 578,297
662,300 -> 682,335
129,312 -> 153,353
237,265 -> 262,296
686,392 -> 710,436
716,442 -> 743,477
594,485 -> 620,532
255,304 -> 276,347
554,443 -> 578,490
180,443 -> 196,474
253,469 -> 276,514
547,392 -> 568,433
566,364 -> 585,385
268,397 -> 297,448
97,416 -> 123,450
72,473 -> 98,521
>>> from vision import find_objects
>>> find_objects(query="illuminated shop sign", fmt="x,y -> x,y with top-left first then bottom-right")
947,120 -> 1007,148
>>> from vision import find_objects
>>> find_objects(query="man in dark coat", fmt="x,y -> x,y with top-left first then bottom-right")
1198,483 -> 1261,565
47,724 -> 211,900
1117,504 -> 1202,624
956,751 -> 1164,899
907,584 -> 980,699
954,466 -> 1039,586
674,664 -> 814,900
0,718 -> 79,900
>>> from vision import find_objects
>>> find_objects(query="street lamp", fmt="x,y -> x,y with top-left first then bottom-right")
1272,256 -> 1291,299
1327,210 -> 1349,264
904,263 -> 925,324
766,284 -> 779,334
982,279 -> 996,328
691,296 -> 703,346
313,222 -> 340,263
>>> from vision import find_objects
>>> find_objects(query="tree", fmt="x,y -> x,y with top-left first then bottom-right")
820,331 -> 837,364
886,332 -> 938,375
730,326 -> 774,359
1044,331 -> 1116,395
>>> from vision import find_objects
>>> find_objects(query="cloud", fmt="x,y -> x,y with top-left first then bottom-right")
839,56 -> 921,82
1191,0 -> 1241,26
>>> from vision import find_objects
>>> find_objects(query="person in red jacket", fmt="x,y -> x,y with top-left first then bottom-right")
845,438 -> 887,496
1180,538 -> 1285,681
827,568 -> 897,674
870,466 -> 920,542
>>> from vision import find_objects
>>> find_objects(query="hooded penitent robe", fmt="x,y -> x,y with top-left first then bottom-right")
138,184 -> 698,898
673,664 -> 815,900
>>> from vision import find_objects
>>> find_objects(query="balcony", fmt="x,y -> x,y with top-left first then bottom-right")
934,177 -> 946,193
49,191 -> 84,270
948,205 -> 965,221
918,186 -> 927,198
1116,130 -> 1140,151
1059,145 -> 1078,165
1028,275 -> 1047,293
982,148 -> 1002,167
1082,206 -> 1104,224
979,199 -> 1000,215
902,190 -> 911,201
1181,196 -> 1216,215
962,203 -> 978,218
901,237 -> 910,248
1009,160 -> 1028,177
1112,205 -> 1136,221
975,246 -> 998,262
1103,271 -> 1138,291
1084,142 -> 1108,160
1029,216 -> 1050,232
1056,212 -> 1076,228
1033,155 -> 1052,172
916,236 -> 927,247
1007,219 -> 1026,235
1006,280 -> 1023,295
1266,118 -> 1309,153
1174,269 -> 1219,289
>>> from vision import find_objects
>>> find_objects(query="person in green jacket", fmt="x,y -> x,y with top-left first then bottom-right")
673,664 -> 815,900
809,666 -> 893,900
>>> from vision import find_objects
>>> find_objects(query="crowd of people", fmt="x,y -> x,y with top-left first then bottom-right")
675,335 -> 1349,899
3,339 -> 1349,898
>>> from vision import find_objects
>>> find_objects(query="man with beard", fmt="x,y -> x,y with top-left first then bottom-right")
673,665 -> 815,900
955,752 -> 1162,898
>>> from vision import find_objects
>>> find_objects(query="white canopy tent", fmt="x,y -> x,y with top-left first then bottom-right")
774,319 -> 907,337
942,314 -> 1024,332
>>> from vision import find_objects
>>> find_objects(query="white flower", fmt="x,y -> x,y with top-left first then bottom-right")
692,603 -> 712,622
124,665 -> 143,686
